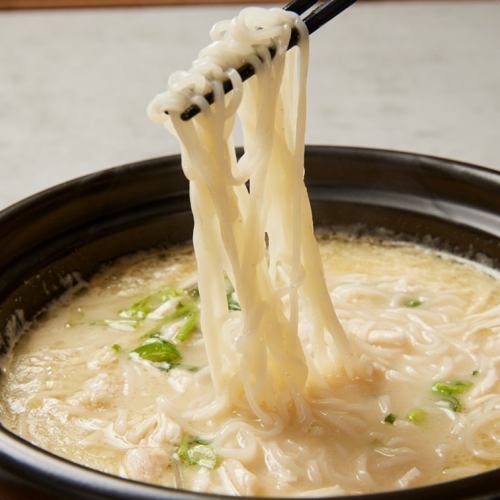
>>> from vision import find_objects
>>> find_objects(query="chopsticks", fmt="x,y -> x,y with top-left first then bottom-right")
286,0 -> 357,35
173,0 -> 357,121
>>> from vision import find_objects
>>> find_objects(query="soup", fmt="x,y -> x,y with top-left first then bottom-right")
0,234 -> 499,496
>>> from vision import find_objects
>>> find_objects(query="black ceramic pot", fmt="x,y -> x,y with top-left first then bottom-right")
0,146 -> 498,500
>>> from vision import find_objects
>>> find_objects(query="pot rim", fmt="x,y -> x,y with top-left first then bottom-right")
0,145 -> 498,224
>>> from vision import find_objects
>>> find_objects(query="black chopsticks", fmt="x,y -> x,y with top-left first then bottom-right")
289,0 -> 357,35
172,0 -> 357,121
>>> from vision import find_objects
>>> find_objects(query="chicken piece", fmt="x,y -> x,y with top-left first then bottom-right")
71,373 -> 117,409
122,447 -> 170,482
87,346 -> 118,370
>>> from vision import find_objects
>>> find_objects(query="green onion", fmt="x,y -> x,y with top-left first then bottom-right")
175,310 -> 199,343
384,413 -> 396,424
111,344 -> 122,353
407,408 -> 427,424
227,296 -> 241,311
119,287 -> 184,321
226,285 -> 241,311
472,369 -> 480,377
432,380 -> 472,396
178,436 -> 219,470
119,298 -> 151,320
444,395 -> 462,412
403,299 -> 423,308
143,302 -> 198,338
432,380 -> 473,412
133,339 -> 181,364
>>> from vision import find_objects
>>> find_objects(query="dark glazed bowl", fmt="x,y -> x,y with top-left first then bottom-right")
0,146 -> 499,500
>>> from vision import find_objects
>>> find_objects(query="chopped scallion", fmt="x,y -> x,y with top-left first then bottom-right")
443,395 -> 462,412
403,299 -> 423,308
175,310 -> 199,343
432,380 -> 472,396
178,436 -> 219,470
226,285 -> 241,311
133,339 -> 181,364
119,287 -> 184,321
407,408 -> 427,424
227,296 -> 241,311
143,302 -> 198,338
119,298 -> 151,320
432,380 -> 473,412
111,344 -> 122,353
227,289 -> 241,311
384,413 -> 396,425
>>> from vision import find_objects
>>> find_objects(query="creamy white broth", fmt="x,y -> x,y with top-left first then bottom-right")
1,234 -> 499,496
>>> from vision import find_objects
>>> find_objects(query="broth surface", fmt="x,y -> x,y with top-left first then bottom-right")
0,234 -> 499,496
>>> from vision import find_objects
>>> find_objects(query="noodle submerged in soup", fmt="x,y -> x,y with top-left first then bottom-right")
0,234 -> 499,496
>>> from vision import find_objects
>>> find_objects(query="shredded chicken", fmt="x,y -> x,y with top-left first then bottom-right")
122,447 -> 170,482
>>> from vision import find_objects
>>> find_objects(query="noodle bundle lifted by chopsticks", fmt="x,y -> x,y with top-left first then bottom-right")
148,7 -> 355,421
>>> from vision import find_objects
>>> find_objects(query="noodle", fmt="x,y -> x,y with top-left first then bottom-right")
148,7 -> 354,422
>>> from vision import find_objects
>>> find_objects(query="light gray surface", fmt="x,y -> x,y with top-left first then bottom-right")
0,1 -> 499,210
